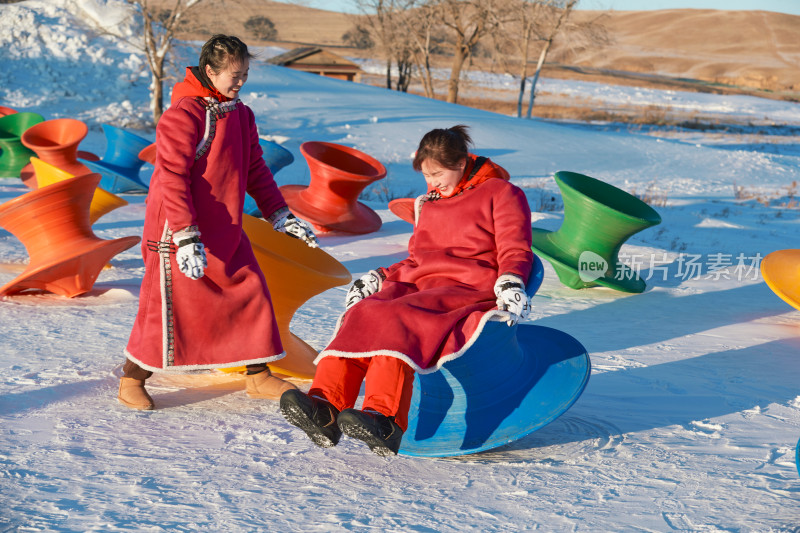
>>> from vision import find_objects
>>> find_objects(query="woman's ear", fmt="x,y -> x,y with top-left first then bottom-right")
205,64 -> 215,79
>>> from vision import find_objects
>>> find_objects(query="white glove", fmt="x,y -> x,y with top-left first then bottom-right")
269,207 -> 319,248
494,274 -> 530,326
173,226 -> 207,280
345,270 -> 384,310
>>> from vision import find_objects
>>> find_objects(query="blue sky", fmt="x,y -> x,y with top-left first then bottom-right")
280,0 -> 800,16
579,0 -> 800,13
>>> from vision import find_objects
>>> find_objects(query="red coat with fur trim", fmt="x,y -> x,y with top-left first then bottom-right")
317,156 -> 533,373
125,69 -> 287,372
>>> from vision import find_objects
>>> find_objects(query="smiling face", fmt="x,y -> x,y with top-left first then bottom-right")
206,57 -> 249,99
421,158 -> 466,197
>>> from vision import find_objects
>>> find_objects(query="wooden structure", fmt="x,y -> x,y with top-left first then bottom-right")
268,47 -> 361,82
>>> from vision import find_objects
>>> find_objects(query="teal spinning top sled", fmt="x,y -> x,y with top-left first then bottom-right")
398,256 -> 591,457
796,437 -> 800,477
80,124 -> 152,193
244,139 -> 296,216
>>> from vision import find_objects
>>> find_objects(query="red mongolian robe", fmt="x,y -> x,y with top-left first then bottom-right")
125,68 -> 287,372
316,155 -> 534,373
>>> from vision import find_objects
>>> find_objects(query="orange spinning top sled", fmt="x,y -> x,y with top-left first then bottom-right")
19,118 -> 97,188
388,197 -> 416,224
280,141 -> 386,235
29,157 -> 128,224
241,214 -> 351,378
761,249 -> 800,311
0,174 -> 140,297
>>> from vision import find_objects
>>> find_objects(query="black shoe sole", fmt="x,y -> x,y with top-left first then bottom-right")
338,413 -> 399,457
279,393 -> 339,448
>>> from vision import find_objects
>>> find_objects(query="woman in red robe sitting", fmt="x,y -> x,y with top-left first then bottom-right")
280,125 -> 534,455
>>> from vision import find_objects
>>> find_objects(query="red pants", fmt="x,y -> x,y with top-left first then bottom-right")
309,355 -> 415,431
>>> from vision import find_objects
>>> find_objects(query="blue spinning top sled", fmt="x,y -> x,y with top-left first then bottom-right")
398,256 -> 591,457
796,437 -> 800,477
80,124 -> 151,193
244,139 -> 296,216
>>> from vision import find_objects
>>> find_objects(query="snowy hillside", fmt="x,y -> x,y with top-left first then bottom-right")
1,1 -> 800,531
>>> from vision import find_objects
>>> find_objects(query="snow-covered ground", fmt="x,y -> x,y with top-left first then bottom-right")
1,1 -> 800,531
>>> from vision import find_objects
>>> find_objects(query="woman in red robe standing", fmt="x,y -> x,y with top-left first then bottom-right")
119,35 -> 318,410
280,125 -> 534,455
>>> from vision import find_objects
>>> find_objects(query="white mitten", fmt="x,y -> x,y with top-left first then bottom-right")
345,270 -> 384,310
268,207 -> 319,248
493,274 -> 531,326
173,226 -> 207,280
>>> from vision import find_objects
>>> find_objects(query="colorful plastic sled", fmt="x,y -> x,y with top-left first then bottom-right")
29,157 -> 128,224
244,139 -> 297,216
389,197 -> 416,224
398,256 -> 591,457
138,142 -> 156,165
242,214 -> 351,378
260,138 -> 295,174
79,124 -> 151,193
796,436 -> 800,477
280,141 -> 386,234
20,118 -> 97,188
760,249 -> 800,311
0,174 -> 140,297
531,171 -> 661,293
0,112 -> 44,178
136,142 -> 156,189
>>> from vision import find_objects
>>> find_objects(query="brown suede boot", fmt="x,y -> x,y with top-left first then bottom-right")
246,368 -> 297,400
118,377 -> 155,410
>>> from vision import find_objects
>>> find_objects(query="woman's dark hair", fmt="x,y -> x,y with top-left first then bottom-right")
413,125 -> 473,171
199,34 -> 252,77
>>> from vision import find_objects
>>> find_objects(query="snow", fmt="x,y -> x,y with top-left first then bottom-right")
2,1 -> 800,531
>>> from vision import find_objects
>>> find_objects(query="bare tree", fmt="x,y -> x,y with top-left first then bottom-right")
398,1 -> 442,98
70,0 -> 206,124
492,0 -> 607,118
124,0 -> 207,124
523,0 -> 576,117
355,0 -> 417,92
435,0 -> 504,104
489,0 -> 550,117
356,0 -> 442,98
395,46 -> 415,92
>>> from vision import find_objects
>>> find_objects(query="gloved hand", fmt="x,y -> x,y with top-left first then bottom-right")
345,270 -> 384,310
493,274 -> 530,326
268,207 -> 319,248
173,226 -> 207,280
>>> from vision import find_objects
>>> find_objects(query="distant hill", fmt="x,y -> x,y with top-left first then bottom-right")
168,1 -> 800,97
566,9 -> 800,94
170,0 -> 355,48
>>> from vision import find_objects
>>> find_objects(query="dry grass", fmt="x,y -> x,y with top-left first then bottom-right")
630,181 -> 670,208
529,189 -> 563,213
360,182 -> 418,203
402,89 -> 742,129
733,180 -> 799,209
